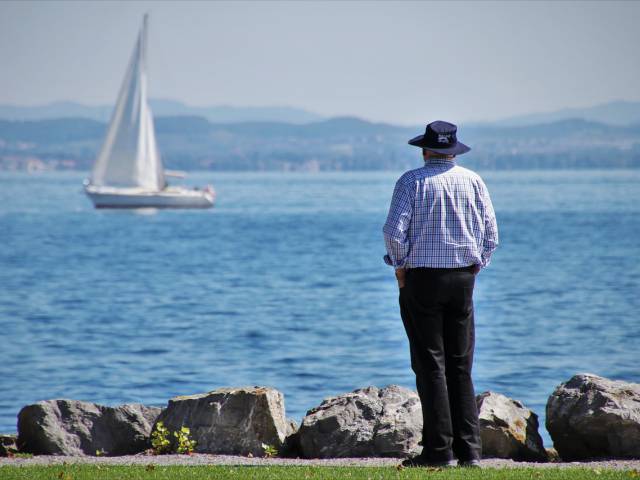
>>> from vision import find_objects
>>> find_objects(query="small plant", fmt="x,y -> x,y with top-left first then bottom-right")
151,421 -> 196,455
95,448 -> 106,456
261,442 -> 279,458
173,426 -> 197,454
150,421 -> 171,455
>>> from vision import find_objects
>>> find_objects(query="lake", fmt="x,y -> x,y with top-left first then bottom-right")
1,169 -> 639,446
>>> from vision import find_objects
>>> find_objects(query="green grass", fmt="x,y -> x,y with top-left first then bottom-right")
0,465 -> 638,480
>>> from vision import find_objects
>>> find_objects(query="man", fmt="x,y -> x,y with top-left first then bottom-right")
383,120 -> 498,468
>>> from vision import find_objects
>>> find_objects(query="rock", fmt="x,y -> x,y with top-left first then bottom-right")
280,418 -> 301,458
0,434 -> 19,457
154,386 -> 288,456
17,400 -> 162,456
298,385 -> 422,458
546,373 -> 640,460
285,417 -> 298,437
476,391 -> 547,461
546,447 -> 560,462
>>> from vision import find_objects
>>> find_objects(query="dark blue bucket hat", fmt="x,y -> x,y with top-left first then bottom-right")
408,120 -> 471,155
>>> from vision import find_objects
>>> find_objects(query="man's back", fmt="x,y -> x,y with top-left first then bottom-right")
387,121 -> 497,468
383,158 -> 498,270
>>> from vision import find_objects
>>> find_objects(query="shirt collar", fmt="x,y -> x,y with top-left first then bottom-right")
424,158 -> 456,166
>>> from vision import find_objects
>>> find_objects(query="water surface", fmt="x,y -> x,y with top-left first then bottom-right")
1,170 -> 639,446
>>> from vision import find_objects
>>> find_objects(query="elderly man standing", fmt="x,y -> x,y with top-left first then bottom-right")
383,121 -> 498,468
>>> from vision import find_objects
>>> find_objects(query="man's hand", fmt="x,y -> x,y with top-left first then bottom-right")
395,268 -> 406,289
472,264 -> 481,274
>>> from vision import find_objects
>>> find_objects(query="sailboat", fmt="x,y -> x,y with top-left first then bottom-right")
84,15 -> 215,209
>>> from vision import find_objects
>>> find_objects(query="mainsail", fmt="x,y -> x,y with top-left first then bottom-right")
90,15 -> 166,190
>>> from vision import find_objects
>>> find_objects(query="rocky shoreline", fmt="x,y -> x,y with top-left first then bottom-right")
1,373 -> 639,464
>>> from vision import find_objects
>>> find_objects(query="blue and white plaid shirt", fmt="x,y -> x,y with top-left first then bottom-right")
383,159 -> 498,269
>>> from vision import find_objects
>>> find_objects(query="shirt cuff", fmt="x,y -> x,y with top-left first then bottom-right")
384,254 -> 406,269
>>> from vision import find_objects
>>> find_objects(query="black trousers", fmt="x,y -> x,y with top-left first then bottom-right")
399,266 -> 481,462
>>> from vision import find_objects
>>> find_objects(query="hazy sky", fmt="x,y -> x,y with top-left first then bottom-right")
2,1 -> 639,124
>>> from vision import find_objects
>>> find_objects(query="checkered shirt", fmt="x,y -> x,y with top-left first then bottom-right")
383,159 -> 498,269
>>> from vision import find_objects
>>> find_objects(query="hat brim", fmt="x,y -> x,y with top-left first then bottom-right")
408,135 -> 471,155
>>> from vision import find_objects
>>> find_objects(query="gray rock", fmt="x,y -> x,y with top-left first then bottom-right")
17,400 -> 162,456
154,386 -> 288,456
476,391 -> 547,461
285,417 -> 298,438
280,418 -> 301,458
1,433 -> 18,457
298,385 -> 422,458
546,373 -> 640,460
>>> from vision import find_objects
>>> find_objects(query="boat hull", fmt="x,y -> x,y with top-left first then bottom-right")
85,186 -> 214,209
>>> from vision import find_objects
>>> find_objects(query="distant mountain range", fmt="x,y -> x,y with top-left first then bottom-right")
3,99 -> 640,127
0,99 -> 324,125
2,113 -> 639,172
492,100 -> 640,127
1,99 -> 639,171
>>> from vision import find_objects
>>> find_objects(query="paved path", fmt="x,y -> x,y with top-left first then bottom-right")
2,454 -> 640,470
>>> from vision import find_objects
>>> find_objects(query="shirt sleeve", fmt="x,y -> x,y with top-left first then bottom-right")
383,178 -> 413,268
479,180 -> 499,267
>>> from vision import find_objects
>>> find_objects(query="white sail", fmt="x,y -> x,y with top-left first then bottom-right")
90,15 -> 166,191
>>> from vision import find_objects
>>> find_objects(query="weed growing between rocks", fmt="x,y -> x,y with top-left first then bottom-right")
150,421 -> 196,455
150,422 -> 171,454
173,427 -> 197,454
261,443 -> 279,458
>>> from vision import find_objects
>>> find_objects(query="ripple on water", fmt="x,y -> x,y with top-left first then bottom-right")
131,348 -> 171,355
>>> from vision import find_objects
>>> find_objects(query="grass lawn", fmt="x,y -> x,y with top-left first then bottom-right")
0,465 -> 638,480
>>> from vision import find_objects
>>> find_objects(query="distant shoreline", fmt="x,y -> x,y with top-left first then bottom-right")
2,166 -> 640,174
1,115 -> 639,172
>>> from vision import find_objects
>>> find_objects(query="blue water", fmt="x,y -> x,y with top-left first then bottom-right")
1,170 -> 639,447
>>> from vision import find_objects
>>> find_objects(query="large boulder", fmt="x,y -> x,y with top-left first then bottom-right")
298,385 -> 422,458
546,374 -> 640,460
154,386 -> 288,456
476,391 -> 547,461
17,400 -> 162,456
